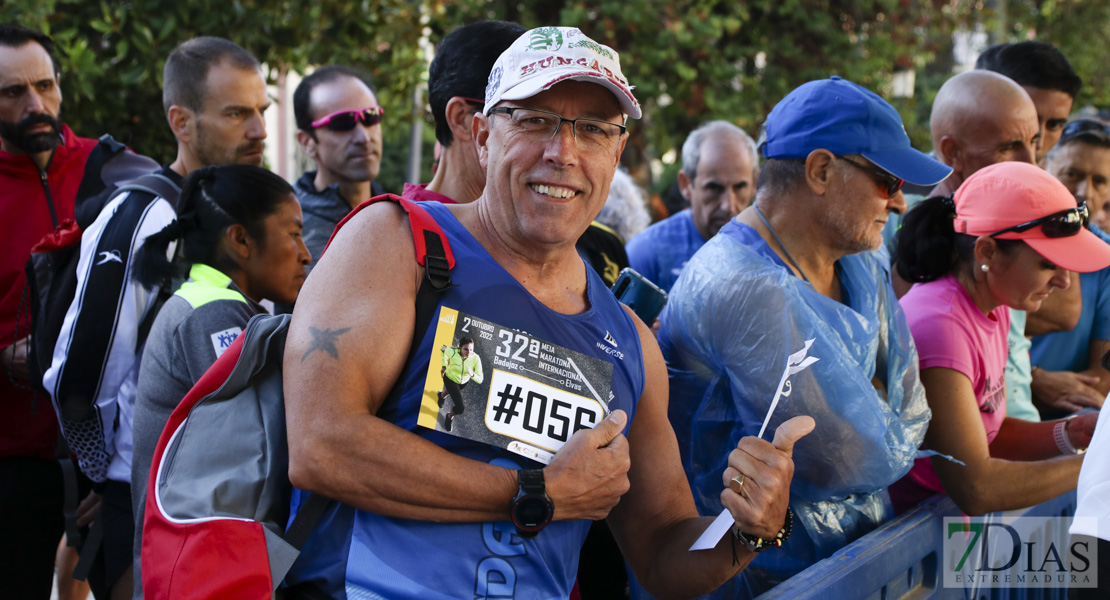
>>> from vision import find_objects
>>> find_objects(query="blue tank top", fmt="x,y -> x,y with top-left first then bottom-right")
338,202 -> 645,599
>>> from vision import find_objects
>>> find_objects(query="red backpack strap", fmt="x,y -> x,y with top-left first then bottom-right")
323,193 -> 455,273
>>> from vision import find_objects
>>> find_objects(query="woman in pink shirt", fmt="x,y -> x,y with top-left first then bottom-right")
890,162 -> 1108,515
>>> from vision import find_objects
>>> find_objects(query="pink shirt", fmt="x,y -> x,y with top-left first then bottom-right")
890,274 -> 1009,512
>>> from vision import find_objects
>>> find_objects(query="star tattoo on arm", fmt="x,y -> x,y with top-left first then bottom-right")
302,326 -> 352,362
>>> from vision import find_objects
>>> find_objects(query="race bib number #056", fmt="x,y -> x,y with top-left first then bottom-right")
417,307 -> 614,464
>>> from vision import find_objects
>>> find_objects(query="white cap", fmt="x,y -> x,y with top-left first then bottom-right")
483,27 -> 641,120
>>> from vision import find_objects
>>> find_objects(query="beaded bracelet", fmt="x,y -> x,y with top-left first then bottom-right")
732,507 -> 793,554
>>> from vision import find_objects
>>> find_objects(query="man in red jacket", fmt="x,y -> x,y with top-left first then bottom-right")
0,24 -> 153,599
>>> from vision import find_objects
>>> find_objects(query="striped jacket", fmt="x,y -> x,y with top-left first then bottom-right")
43,165 -> 183,483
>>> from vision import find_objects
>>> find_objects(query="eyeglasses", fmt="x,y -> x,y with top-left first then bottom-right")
1061,120 -> 1110,142
488,107 -> 626,152
837,156 -> 905,199
989,202 -> 1090,238
310,106 -> 385,132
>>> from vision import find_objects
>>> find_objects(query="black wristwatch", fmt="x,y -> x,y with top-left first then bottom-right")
510,469 -> 553,539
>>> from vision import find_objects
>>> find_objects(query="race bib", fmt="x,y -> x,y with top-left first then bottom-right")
417,307 -> 614,464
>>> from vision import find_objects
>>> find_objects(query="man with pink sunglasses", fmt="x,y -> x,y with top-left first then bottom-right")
293,66 -> 385,272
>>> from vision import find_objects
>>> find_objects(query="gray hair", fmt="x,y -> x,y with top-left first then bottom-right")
754,158 -> 807,201
681,120 -> 759,180
598,168 -> 651,242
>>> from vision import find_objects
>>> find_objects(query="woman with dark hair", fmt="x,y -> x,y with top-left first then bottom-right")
128,164 -> 310,571
890,161 -> 1109,516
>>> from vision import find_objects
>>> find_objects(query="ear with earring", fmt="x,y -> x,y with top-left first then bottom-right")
980,264 -> 990,273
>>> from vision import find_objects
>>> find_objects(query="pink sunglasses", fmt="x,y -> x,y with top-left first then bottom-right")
310,106 -> 385,131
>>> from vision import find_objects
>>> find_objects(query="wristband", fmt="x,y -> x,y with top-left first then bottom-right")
1054,419 -> 1086,455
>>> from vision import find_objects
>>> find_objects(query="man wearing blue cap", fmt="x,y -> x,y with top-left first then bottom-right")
660,76 -> 951,596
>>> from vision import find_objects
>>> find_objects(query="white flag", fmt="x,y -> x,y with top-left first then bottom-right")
758,339 -> 819,439
692,338 -> 820,552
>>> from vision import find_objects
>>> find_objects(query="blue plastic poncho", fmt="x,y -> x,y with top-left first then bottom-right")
658,221 -> 930,597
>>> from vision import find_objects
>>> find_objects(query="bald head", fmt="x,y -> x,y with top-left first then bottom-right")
930,70 -> 1039,189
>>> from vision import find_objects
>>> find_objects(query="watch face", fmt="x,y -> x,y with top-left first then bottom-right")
513,495 -> 553,530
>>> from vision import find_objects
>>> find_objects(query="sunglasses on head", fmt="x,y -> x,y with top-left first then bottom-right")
1061,119 -> 1110,141
989,202 -> 1090,238
836,156 -> 905,199
310,106 -> 385,132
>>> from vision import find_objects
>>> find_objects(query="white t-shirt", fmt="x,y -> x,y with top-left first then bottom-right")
1072,400 -> 1110,541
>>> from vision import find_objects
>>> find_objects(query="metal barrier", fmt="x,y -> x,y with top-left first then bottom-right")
761,492 -> 1079,600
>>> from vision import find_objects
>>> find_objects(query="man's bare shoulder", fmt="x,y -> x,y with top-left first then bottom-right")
302,201 -> 419,296
290,200 -> 424,363
323,200 -> 412,255
285,199 -> 423,406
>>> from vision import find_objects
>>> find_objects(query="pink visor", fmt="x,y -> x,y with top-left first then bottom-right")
952,162 -> 1110,273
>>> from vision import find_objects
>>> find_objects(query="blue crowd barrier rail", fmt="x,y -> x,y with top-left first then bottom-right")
761,491 -> 1079,600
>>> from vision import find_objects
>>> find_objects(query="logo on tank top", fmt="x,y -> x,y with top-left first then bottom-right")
475,457 -> 529,599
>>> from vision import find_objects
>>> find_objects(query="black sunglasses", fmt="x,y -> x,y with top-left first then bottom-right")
989,202 -> 1090,238
310,106 -> 385,132
837,156 -> 905,199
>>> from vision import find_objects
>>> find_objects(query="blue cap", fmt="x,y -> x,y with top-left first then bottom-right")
761,76 -> 952,187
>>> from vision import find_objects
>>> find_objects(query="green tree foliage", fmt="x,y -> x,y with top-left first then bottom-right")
5,1 -> 1106,194
429,0 -> 976,190
1,0 -> 428,190
1004,0 -> 1110,110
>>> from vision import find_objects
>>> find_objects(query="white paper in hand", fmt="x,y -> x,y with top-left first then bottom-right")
690,509 -> 737,551
757,338 -> 819,438
689,339 -> 819,552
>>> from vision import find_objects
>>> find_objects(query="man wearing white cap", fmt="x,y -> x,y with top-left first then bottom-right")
660,76 -> 952,596
281,27 -> 812,598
